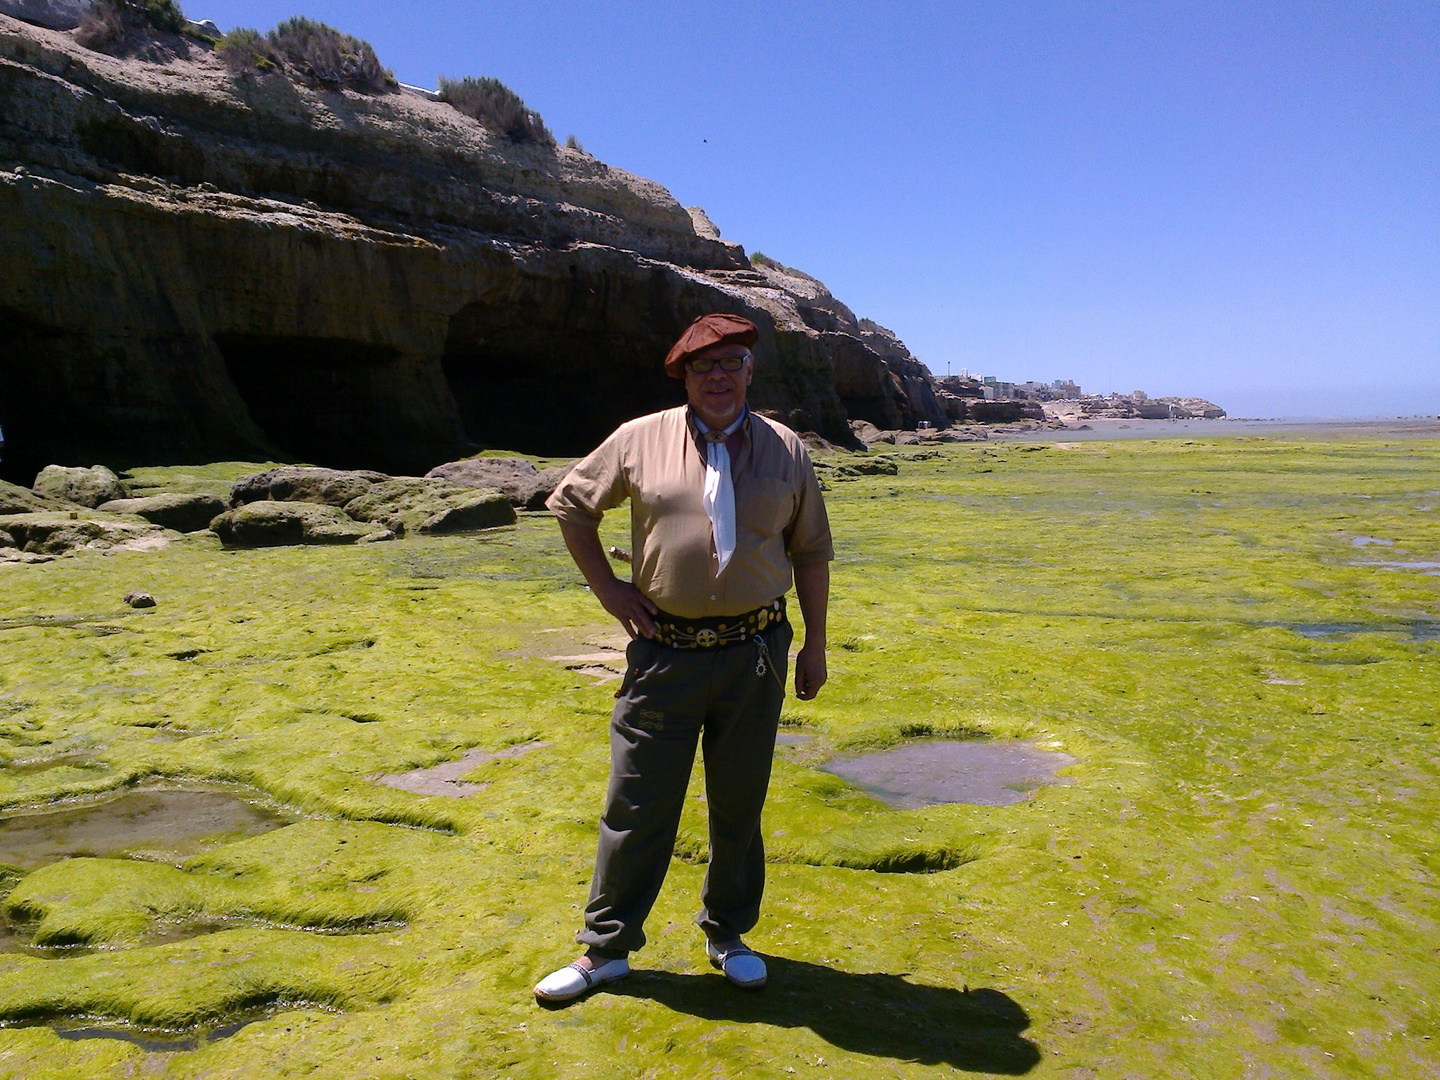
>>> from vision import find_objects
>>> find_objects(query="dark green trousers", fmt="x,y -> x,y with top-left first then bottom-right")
577,619 -> 793,956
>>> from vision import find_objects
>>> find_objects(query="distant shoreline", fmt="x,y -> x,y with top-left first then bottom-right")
998,416 -> 1440,442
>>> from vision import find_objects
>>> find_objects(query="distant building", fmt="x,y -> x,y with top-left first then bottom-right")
1052,379 -> 1081,397
981,375 -> 1015,400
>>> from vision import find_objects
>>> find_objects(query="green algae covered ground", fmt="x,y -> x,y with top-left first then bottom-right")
1,433 -> 1437,1078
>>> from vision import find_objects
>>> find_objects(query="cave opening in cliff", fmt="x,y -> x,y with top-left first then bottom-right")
0,308 -> 107,486
441,297 -> 686,458
216,333 -> 448,474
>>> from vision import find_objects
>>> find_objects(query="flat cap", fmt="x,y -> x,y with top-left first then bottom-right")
663,313 -> 759,379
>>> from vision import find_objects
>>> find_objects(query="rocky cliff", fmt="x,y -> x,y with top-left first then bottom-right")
0,14 -> 943,482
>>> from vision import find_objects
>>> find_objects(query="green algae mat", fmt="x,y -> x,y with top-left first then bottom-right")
1,434 -> 1437,1078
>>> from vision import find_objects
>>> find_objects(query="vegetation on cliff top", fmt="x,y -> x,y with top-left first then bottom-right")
75,0 -> 185,50
0,433 -> 1436,1076
216,17 -> 395,93
438,75 -> 556,146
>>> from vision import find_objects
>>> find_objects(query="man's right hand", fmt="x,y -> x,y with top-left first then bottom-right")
593,577 -> 659,639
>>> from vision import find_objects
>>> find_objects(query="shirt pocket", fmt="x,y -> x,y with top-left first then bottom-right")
739,476 -> 797,538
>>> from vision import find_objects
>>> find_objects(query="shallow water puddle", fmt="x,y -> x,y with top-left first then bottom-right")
822,740 -> 1077,809
375,740 -> 549,797
48,1016 -> 258,1052
17,1004 -> 306,1051
2,754 -> 106,777
0,788 -> 294,870
1286,620 -> 1440,642
775,731 -> 816,747
1362,560 -> 1440,576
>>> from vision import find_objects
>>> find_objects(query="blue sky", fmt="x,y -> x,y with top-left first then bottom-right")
205,1 -> 1438,418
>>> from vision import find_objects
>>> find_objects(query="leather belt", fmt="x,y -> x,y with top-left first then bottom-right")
651,598 -> 786,649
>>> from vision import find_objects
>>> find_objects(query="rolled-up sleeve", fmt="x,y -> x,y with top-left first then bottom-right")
784,453 -> 834,566
545,432 -> 629,524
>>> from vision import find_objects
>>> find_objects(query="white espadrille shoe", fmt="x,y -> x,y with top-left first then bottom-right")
533,956 -> 630,1003
706,940 -> 767,989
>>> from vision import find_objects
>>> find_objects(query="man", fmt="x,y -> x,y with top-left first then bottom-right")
535,312 -> 833,1003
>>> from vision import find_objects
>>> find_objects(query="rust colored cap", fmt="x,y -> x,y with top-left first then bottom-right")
663,313 -> 759,378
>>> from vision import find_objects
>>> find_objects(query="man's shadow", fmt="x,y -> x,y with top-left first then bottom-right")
603,956 -> 1041,1074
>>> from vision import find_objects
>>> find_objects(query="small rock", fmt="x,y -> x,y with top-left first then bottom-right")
124,591 -> 156,608
33,465 -> 127,508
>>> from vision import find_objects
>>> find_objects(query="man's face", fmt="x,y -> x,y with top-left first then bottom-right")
684,343 -> 753,430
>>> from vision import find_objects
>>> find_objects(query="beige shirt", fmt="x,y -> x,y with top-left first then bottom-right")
547,406 -> 834,619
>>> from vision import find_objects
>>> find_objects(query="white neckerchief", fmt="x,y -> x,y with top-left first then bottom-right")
694,408 -> 746,575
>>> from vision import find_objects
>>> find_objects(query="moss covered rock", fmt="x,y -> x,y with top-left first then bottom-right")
210,502 -> 392,547
424,457 -> 574,510
98,493 -> 226,533
344,477 -> 516,534
32,465 -> 127,508
229,467 -> 389,509
0,511 -> 163,554
0,479 -> 71,514
813,454 -> 900,481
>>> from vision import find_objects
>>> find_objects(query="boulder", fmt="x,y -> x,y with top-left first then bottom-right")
124,591 -> 156,608
0,478 -> 71,514
0,0 -> 92,31
209,502 -> 392,548
32,465 -> 127,508
848,420 -> 883,445
0,528 -> 14,548
424,458 -> 574,511
0,512 -> 164,555
229,468 -> 389,509
344,477 -> 516,534
97,493 -> 225,533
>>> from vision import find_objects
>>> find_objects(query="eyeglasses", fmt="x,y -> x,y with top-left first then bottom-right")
687,352 -> 751,374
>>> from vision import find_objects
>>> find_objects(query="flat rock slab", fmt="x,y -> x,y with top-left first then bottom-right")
374,741 -> 549,798
822,739 -> 1078,809
0,512 -> 166,555
528,625 -> 631,681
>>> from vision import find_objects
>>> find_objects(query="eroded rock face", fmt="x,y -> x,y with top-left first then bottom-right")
0,18 -> 948,480
97,493 -> 225,532
424,457 -> 573,510
343,477 -> 516,534
209,502 -> 391,547
0,0 -> 90,31
32,464 -> 127,507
